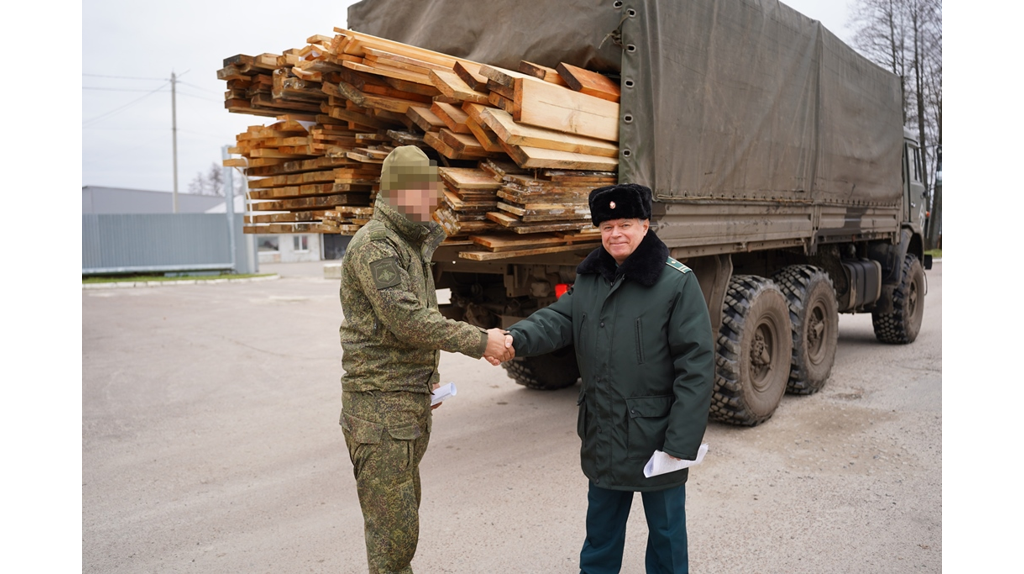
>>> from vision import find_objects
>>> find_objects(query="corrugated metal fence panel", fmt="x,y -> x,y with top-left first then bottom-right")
83,214 -> 252,274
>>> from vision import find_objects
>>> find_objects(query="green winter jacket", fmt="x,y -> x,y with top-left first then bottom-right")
339,198 -> 488,394
507,231 -> 714,491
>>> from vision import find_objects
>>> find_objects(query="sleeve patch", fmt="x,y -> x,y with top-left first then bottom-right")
369,257 -> 402,289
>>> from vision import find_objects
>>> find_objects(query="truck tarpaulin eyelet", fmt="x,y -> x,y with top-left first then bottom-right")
624,79 -> 635,88
622,149 -> 632,158
623,114 -> 634,123
627,8 -> 637,17
626,44 -> 637,53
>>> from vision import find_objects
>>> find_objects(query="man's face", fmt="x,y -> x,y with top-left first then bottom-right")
600,218 -> 649,264
390,182 -> 443,223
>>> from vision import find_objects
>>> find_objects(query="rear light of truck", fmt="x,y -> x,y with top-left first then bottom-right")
555,283 -> 571,298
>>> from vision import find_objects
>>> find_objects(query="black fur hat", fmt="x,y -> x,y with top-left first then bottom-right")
589,183 -> 653,226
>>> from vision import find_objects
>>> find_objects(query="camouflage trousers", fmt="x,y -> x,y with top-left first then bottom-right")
341,390 -> 432,574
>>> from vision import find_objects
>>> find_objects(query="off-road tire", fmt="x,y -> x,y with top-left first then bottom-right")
872,254 -> 926,344
711,275 -> 793,426
772,265 -> 839,395
503,345 -> 580,390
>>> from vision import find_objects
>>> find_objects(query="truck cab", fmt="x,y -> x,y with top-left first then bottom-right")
904,128 -> 928,235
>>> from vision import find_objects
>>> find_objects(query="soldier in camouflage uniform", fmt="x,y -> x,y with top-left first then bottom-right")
339,146 -> 512,574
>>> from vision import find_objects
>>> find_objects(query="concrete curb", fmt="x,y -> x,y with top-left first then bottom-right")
83,274 -> 280,290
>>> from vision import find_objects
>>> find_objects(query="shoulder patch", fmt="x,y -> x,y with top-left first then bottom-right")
369,257 -> 402,289
665,257 -> 691,274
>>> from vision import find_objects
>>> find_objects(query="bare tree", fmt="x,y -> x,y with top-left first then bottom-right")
850,0 -> 942,249
187,162 -> 244,197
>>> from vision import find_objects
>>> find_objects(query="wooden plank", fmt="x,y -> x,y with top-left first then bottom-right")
477,158 -> 528,180
430,101 -> 471,134
486,79 -> 515,101
518,61 -> 569,86
497,202 -> 591,222
470,233 -> 566,251
250,93 -> 322,114
465,117 -> 505,153
439,129 -> 486,156
443,190 -> 496,212
543,169 -> 618,183
333,28 -> 477,71
323,104 -> 394,129
498,189 -> 591,205
424,131 -> 491,160
478,64 -> 529,89
386,129 -> 427,147
355,80 -> 434,103
500,141 -> 619,171
476,106 -> 618,158
458,241 -> 601,260
249,148 -> 315,159
327,80 -> 426,114
514,76 -> 619,142
245,211 -> 330,224
363,47 -> 452,74
487,91 -> 517,114
407,105 -> 446,132
454,61 -> 489,92
556,62 -> 621,103
342,59 -> 433,86
250,193 -> 372,211
438,167 -> 503,190
428,69 -> 490,104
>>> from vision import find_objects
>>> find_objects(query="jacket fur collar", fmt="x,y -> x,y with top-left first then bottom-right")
577,229 -> 669,288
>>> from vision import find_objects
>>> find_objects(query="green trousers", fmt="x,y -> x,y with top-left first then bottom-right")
342,391 -> 432,574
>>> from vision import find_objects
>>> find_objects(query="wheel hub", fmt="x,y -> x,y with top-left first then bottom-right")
750,325 -> 775,389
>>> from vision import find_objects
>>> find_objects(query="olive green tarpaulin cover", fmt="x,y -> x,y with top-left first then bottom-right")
348,0 -> 904,207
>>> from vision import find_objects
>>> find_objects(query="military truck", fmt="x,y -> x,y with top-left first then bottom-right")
348,0 -> 930,425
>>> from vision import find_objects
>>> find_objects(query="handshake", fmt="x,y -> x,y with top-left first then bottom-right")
483,328 -> 515,366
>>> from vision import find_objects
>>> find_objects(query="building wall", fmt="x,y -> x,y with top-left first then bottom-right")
256,233 -> 322,264
83,186 -> 224,214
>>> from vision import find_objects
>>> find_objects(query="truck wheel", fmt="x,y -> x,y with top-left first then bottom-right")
772,265 -> 839,395
502,346 -> 580,390
872,254 -> 926,344
711,275 -> 793,426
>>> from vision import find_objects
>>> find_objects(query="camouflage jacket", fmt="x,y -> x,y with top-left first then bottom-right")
339,198 -> 488,393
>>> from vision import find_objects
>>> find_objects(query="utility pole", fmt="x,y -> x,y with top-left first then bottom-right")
171,70 -> 179,213
222,146 -> 237,272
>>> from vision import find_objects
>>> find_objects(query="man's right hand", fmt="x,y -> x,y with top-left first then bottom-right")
484,328 -> 515,365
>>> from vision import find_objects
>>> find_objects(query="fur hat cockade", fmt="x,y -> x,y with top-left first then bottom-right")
588,183 -> 653,226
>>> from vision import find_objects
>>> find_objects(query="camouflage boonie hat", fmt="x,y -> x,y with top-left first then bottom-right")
380,146 -> 439,195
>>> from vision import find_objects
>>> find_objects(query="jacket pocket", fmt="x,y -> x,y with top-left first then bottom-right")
341,412 -> 384,444
625,395 -> 673,459
634,318 -> 645,364
576,390 -> 588,441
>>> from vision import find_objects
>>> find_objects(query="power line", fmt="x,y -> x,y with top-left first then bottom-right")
84,86 -> 166,92
176,80 -> 219,94
82,81 -> 170,127
83,73 -> 168,81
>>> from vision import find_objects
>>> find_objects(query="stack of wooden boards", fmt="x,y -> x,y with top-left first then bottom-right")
219,28 -> 621,259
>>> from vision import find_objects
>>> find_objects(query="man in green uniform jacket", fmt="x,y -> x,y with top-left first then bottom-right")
506,183 -> 714,574
339,146 -> 512,574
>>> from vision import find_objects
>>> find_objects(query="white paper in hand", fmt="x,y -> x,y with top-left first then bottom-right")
431,382 -> 457,406
643,443 -> 709,478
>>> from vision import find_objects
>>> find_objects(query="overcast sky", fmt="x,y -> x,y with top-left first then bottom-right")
81,0 -> 857,193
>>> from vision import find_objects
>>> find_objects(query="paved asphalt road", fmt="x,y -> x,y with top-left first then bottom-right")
82,260 -> 942,573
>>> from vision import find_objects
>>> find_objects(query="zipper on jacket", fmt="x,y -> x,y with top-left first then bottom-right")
578,313 -> 588,348
635,318 -> 645,364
